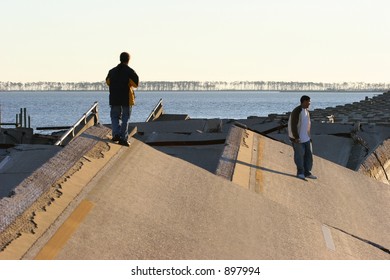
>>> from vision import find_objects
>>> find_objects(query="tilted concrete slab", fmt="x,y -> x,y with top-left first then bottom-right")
155,145 -> 225,173
229,129 -> 390,257
0,145 -> 62,198
1,125 -> 389,260
132,119 -> 208,134
2,92 -> 390,260
22,138 -> 389,259
143,131 -> 226,145
268,134 -> 355,167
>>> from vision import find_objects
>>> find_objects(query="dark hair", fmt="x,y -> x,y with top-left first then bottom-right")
300,95 -> 310,103
120,52 -> 130,63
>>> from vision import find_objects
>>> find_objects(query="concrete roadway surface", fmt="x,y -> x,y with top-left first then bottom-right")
1,126 -> 389,260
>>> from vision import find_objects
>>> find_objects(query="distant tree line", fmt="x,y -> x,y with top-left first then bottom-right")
0,80 -> 389,92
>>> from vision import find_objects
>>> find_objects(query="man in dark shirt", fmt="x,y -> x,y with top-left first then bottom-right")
106,52 -> 139,146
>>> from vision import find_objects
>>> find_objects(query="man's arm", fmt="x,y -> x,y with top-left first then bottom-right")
129,69 -> 139,88
105,72 -> 110,86
290,106 -> 301,140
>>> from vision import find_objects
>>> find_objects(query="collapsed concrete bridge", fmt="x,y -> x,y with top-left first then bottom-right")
1,92 -> 390,259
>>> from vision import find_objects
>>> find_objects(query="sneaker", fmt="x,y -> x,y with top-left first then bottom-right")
297,174 -> 306,180
111,135 -> 120,142
306,174 -> 318,179
119,139 -> 130,147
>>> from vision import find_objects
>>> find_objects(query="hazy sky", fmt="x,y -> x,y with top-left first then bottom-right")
1,0 -> 389,83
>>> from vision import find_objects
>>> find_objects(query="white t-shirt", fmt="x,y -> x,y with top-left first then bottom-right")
299,109 -> 311,143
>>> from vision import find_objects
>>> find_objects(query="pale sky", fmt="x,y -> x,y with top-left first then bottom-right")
1,0 -> 389,83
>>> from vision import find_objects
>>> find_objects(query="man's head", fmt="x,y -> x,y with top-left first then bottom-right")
120,52 -> 130,64
300,95 -> 311,109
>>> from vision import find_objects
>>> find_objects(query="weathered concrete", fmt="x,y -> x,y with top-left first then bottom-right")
0,128 -> 34,145
359,138 -> 390,185
1,91 -> 390,259
228,129 -> 390,256
234,91 -> 390,180
156,144 -> 224,173
0,125 -> 389,260
311,91 -> 390,124
0,145 -> 62,198
0,125 -> 111,239
132,119 -> 229,173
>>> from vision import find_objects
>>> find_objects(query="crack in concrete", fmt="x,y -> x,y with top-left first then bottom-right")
373,151 -> 390,182
325,224 -> 390,255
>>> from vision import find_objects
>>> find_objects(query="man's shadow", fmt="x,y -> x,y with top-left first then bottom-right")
221,157 -> 297,179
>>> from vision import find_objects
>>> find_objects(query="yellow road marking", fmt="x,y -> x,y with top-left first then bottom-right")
34,200 -> 94,260
256,137 -> 265,193
232,130 -> 254,189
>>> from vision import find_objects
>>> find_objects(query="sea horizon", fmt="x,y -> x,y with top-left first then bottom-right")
0,90 -> 384,130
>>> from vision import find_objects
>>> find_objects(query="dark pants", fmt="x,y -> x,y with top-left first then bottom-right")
110,105 -> 132,141
292,140 -> 313,176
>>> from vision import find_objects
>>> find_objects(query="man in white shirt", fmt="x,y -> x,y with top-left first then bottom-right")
288,95 -> 317,180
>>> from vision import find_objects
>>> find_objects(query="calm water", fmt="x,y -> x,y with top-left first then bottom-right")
0,91 -> 382,131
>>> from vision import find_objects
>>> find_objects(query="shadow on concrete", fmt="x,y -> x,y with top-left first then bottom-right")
220,156 -> 297,179
79,133 -> 110,143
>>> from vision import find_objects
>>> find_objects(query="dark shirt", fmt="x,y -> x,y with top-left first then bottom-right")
106,64 -> 139,106
289,105 -> 302,140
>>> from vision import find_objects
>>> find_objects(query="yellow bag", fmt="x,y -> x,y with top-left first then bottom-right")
129,79 -> 138,105
129,87 -> 135,106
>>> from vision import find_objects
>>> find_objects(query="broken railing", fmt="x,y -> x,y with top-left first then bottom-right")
54,102 -> 99,146
145,98 -> 164,122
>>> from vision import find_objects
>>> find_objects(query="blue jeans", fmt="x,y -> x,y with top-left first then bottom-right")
110,105 -> 132,140
292,140 -> 313,176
